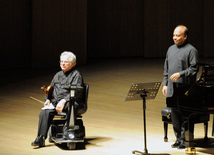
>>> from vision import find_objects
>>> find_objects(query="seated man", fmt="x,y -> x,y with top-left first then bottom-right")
31,51 -> 85,147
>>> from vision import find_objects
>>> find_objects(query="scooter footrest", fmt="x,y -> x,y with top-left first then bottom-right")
52,137 -> 84,144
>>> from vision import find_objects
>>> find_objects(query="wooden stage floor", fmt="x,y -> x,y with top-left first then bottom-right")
1,57 -> 214,155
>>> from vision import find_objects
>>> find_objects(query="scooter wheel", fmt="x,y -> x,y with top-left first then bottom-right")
67,142 -> 76,150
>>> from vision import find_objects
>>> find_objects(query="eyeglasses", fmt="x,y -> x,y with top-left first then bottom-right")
59,61 -> 70,64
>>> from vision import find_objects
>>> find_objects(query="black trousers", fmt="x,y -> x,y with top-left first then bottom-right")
171,109 -> 202,144
171,109 -> 185,142
37,109 -> 57,139
36,102 -> 80,139
171,109 -> 187,143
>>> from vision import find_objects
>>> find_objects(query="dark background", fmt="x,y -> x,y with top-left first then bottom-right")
1,0 -> 214,71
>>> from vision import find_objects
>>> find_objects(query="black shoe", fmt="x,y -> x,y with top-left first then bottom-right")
31,135 -> 45,147
171,140 -> 180,148
177,144 -> 186,149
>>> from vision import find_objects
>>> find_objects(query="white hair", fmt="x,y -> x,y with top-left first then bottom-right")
60,51 -> 76,66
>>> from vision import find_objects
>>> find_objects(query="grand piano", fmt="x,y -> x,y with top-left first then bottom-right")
166,64 -> 214,154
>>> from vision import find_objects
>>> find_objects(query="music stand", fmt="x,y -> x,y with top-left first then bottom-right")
125,82 -> 169,155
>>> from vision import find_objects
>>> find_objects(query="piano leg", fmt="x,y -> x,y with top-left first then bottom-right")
185,147 -> 196,154
204,122 -> 208,141
184,121 -> 194,148
164,122 -> 168,142
184,113 -> 199,154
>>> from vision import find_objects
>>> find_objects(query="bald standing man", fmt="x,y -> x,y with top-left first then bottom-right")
162,25 -> 199,149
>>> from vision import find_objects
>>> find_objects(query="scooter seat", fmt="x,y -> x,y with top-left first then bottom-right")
57,112 -> 67,116
56,112 -> 82,118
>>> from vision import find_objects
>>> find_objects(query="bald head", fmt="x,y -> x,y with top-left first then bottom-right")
173,25 -> 188,46
176,25 -> 188,36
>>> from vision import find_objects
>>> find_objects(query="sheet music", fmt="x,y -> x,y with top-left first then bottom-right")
42,103 -> 55,110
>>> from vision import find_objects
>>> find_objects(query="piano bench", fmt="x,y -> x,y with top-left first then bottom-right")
161,107 -> 209,142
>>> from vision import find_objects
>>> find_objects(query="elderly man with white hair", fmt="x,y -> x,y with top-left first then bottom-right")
31,51 -> 85,147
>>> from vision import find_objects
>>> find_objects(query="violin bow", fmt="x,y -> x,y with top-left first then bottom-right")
30,96 -> 44,104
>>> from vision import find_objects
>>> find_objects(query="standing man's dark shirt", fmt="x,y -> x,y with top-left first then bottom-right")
163,42 -> 198,97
